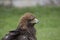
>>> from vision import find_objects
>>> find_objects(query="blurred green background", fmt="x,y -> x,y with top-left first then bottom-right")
0,6 -> 60,40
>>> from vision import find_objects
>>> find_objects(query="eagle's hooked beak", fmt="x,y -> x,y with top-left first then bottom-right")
34,18 -> 39,23
30,18 -> 39,24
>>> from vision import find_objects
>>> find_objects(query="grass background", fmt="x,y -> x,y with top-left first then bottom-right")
0,6 -> 60,40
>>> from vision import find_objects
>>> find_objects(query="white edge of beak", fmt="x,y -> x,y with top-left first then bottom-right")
34,18 -> 39,23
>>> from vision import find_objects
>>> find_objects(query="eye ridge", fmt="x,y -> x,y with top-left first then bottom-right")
29,18 -> 35,21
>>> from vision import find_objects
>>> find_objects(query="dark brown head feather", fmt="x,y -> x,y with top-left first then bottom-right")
17,12 -> 35,30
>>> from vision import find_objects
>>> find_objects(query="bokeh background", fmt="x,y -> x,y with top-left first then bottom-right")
0,0 -> 60,40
